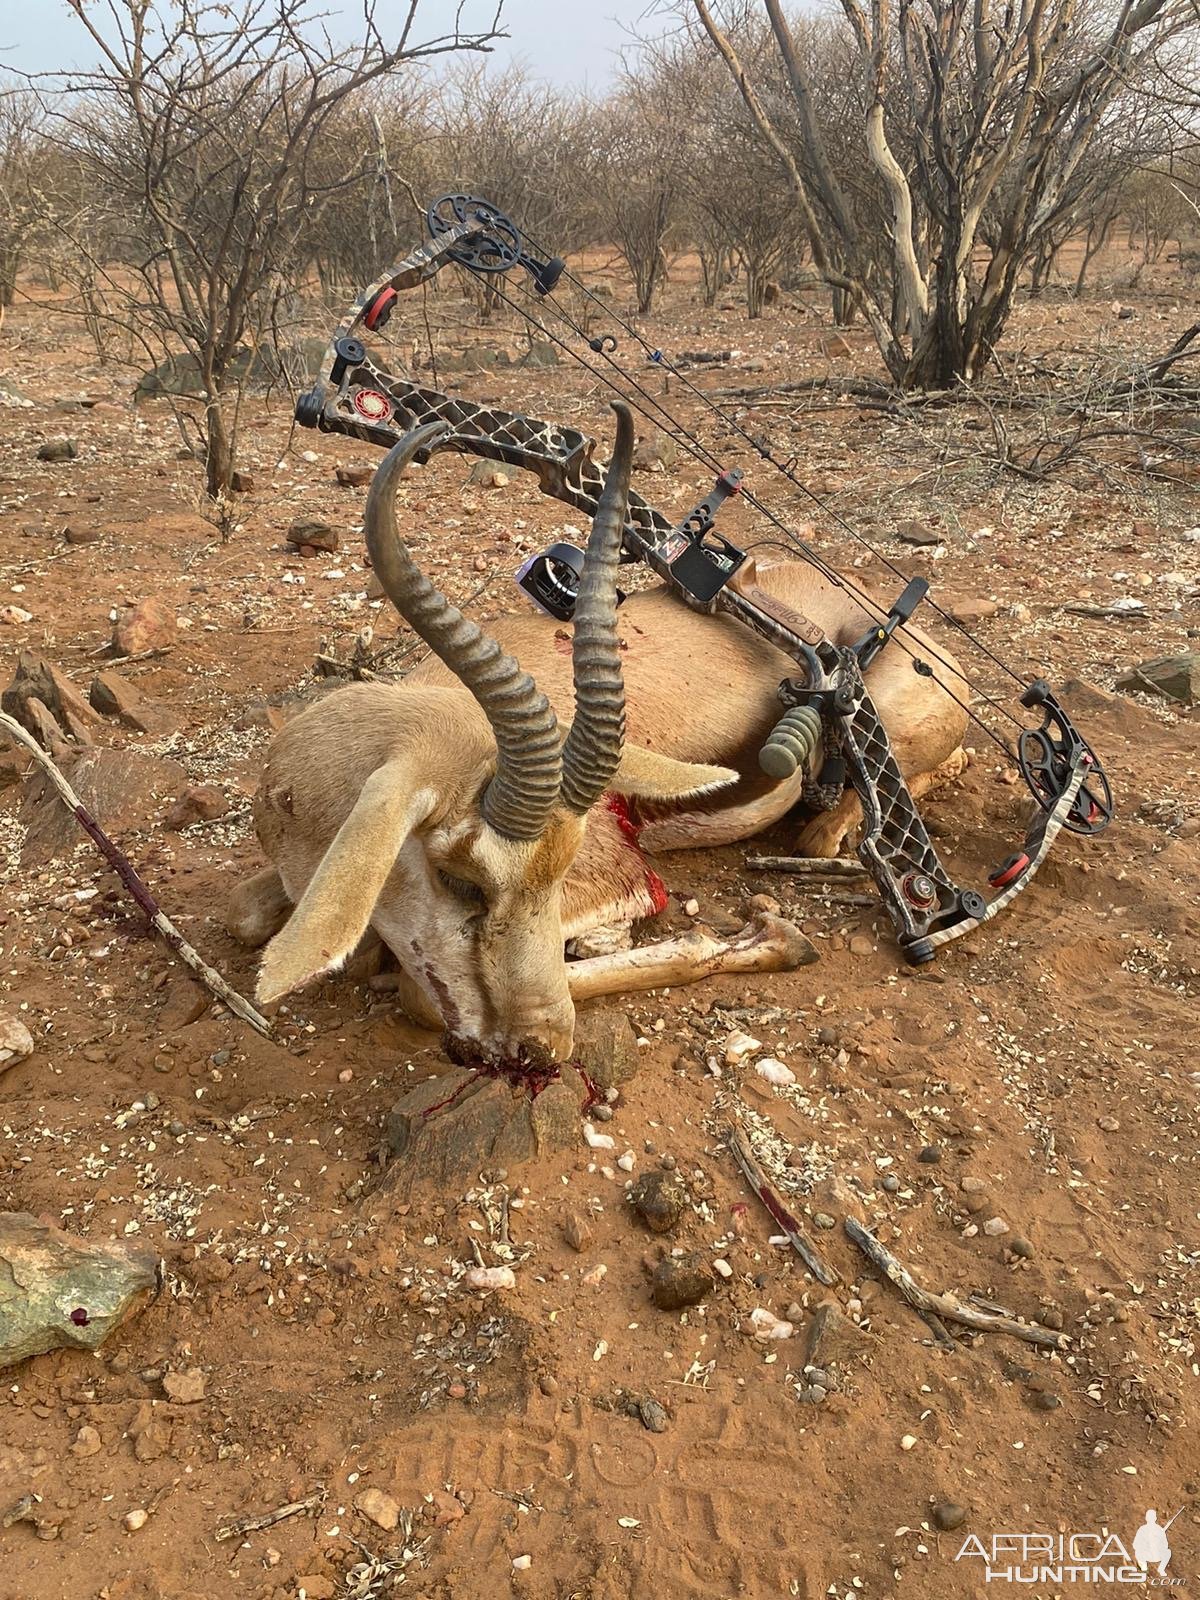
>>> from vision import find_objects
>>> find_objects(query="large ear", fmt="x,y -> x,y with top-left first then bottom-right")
610,742 -> 739,803
257,760 -> 435,1004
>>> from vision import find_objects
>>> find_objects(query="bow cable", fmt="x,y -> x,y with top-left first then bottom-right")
445,259 -> 1019,762
511,221 -> 1031,692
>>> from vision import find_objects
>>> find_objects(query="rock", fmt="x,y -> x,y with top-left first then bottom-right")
917,1145 -> 941,1164
895,520 -> 941,547
133,340 -> 329,402
465,1265 -> 516,1291
230,469 -> 255,493
89,670 -> 174,736
355,1487 -> 400,1531
2,650 -> 102,745
0,1213 -> 158,1369
165,782 -> 229,829
959,1176 -> 988,1193
467,460 -> 510,488
1032,1389 -> 1061,1411
629,1170 -> 688,1234
632,433 -> 679,474
822,334 -> 853,359
0,1015 -> 35,1071
123,1508 -> 148,1532
71,1423 -> 103,1457
803,1300 -> 869,1371
383,1070 -> 588,1191
335,462 -> 375,487
294,1576 -> 336,1599
112,597 -> 177,655
1116,652 -> 1199,706
749,1307 -> 794,1340
755,1058 -> 795,1086
19,748 -> 187,865
64,524 -> 102,546
429,1489 -> 465,1527
944,597 -> 1001,625
982,1216 -> 1009,1237
0,378 -> 31,408
812,1212 -> 836,1230
881,1174 -> 901,1193
0,605 -> 32,625
286,519 -> 339,553
724,1030 -> 761,1066
933,1502 -> 967,1532
37,438 -> 78,462
650,1252 -> 711,1310
162,1367 -> 206,1404
638,1397 -> 669,1432
563,1211 -> 593,1252
848,934 -> 875,956
572,1010 -> 641,1093
1010,1236 -> 1035,1259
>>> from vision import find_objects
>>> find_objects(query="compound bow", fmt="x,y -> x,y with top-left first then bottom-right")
294,193 -> 1113,966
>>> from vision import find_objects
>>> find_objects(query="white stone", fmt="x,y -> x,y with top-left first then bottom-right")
465,1266 -> 516,1291
755,1057 -> 795,1086
724,1030 -> 761,1066
0,1014 -> 34,1069
584,1122 -> 616,1150
749,1307 -> 794,1341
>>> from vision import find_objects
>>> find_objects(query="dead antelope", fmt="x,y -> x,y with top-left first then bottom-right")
228,401 -> 966,1063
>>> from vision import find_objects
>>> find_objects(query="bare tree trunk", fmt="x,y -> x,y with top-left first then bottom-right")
205,400 -> 235,502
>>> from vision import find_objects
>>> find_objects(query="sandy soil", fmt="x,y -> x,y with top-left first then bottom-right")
1,243 -> 1199,1600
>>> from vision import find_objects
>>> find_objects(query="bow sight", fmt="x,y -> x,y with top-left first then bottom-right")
294,194 -> 1113,965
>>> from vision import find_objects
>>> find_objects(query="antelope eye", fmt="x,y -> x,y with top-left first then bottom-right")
436,869 -> 486,908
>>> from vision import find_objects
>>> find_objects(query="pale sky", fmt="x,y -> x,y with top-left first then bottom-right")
2,0 -> 665,89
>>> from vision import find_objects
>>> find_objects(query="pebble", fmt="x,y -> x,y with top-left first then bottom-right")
917,1145 -> 940,1164
933,1502 -> 967,1532
617,1152 -> 635,1172
804,1366 -> 830,1388
0,1014 -> 35,1069
1009,1236 -> 1035,1259
650,1253 -> 712,1310
749,1307 -> 794,1340
812,1212 -> 836,1230
70,1425 -> 102,1457
512,1555 -> 532,1571
538,1374 -> 558,1396
712,1258 -> 733,1279
1033,1390 -> 1061,1411
755,1057 -> 795,1086
168,1120 -> 186,1137
848,933 -> 875,956
123,1509 -> 148,1532
355,1487 -> 400,1531
465,1266 -> 516,1291
591,1103 -> 613,1122
1040,1306 -> 1064,1331
638,1398 -> 669,1433
881,1174 -> 901,1193
162,1367 -> 207,1404
683,898 -> 700,916
584,1122 -> 615,1150
724,1030 -> 761,1065
630,1170 -> 688,1234
900,1434 -> 918,1451
563,1211 -> 593,1252
337,1068 -> 353,1083
982,1217 -> 1009,1237
1097,1116 -> 1120,1132
806,1384 -> 828,1404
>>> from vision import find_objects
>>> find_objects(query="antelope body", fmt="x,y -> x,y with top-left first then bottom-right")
229,404 -> 967,1063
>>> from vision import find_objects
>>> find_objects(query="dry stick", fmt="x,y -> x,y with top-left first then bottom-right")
0,711 -> 271,1039
746,855 -> 869,879
215,1490 -> 325,1543
843,1216 -> 1066,1350
727,1124 -> 840,1287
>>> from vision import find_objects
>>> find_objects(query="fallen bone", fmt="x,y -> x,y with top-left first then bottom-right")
215,1489 -> 326,1543
567,912 -> 817,1002
844,1216 -> 1067,1349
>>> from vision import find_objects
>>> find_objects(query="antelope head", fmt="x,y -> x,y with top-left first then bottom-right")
252,402 -> 735,1063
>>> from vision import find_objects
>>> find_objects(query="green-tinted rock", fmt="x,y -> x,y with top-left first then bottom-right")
1116,652 -> 1199,706
0,1213 -> 159,1369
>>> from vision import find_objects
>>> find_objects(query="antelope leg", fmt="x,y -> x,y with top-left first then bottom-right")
566,912 -> 816,1002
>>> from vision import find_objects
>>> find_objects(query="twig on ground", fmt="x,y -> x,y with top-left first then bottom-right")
844,1216 -> 1066,1349
746,855 -> 869,879
215,1489 -> 325,1542
0,710 -> 272,1038
727,1124 -> 840,1286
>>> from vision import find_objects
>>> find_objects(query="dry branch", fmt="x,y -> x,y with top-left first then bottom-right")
844,1216 -> 1067,1349
728,1124 -> 840,1286
0,711 -> 271,1038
